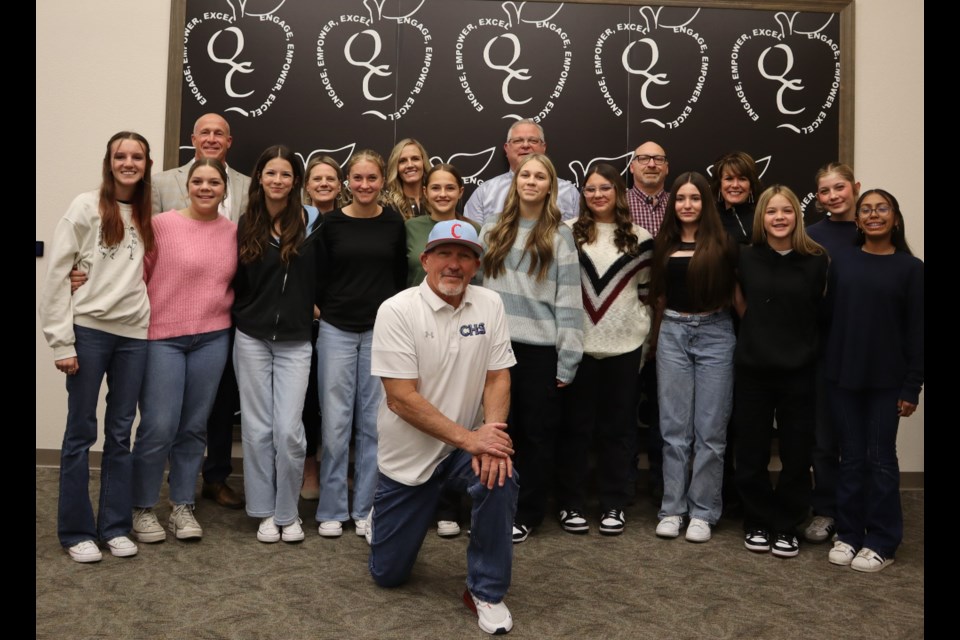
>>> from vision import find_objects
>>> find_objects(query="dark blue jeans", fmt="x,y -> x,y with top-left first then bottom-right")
58,325 -> 146,547
369,449 -> 518,603
828,384 -> 903,558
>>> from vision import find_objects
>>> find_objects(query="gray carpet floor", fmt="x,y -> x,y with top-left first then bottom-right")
36,467 -> 923,639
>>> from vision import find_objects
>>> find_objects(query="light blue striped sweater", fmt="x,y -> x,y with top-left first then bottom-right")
480,218 -> 584,383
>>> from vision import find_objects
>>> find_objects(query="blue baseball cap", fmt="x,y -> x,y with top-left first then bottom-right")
424,220 -> 483,257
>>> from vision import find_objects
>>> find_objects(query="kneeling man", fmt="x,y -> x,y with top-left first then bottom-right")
368,220 -> 518,635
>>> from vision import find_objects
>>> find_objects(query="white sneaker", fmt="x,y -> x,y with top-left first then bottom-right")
851,547 -> 894,573
169,504 -> 203,540
463,589 -> 513,635
655,515 -> 685,538
354,517 -> 369,537
685,518 -> 712,542
364,508 -> 374,546
105,536 -> 138,558
804,515 -> 836,543
281,518 -> 305,543
437,520 -> 461,537
257,516 -> 281,543
132,508 -> 166,543
828,540 -> 857,566
67,540 -> 102,563
318,520 -> 343,538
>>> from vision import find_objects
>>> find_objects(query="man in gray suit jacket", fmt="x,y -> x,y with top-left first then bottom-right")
154,113 -> 251,509
152,113 -> 251,220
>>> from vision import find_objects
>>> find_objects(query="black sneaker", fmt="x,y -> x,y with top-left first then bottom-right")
771,533 -> 799,558
559,509 -> 589,534
598,509 -> 625,536
512,523 -> 531,544
744,528 -> 770,552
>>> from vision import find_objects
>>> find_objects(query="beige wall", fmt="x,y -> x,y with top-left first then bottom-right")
35,0 -> 924,471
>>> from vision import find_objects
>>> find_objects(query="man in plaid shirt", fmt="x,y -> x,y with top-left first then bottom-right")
626,141 -> 670,237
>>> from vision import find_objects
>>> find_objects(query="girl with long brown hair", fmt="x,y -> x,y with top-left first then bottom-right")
649,171 -> 737,544
39,131 -> 154,562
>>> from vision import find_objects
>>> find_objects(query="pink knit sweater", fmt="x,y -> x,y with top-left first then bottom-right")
144,210 -> 237,340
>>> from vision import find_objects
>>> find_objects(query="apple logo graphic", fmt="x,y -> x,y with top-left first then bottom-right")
429,148 -> 499,185
729,12 -> 840,134
592,6 -> 709,129
705,155 -> 772,182
182,0 -> 296,119
568,151 -> 634,188
295,143 -> 357,174
454,1 -> 572,122
315,0 -> 433,121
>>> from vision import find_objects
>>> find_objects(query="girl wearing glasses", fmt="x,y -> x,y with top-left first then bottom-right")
480,153 -> 584,543
649,172 -> 737,544
824,189 -> 923,572
555,163 -> 653,536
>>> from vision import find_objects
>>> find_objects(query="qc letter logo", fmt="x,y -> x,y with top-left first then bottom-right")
730,12 -> 841,134
593,6 -> 708,129
183,0 -> 295,119
455,2 -> 572,122
316,0 -> 433,121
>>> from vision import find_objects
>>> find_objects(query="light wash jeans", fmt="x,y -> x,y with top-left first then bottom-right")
59,325 -> 147,547
656,310 -> 735,525
234,329 -> 310,527
368,449 -> 518,603
132,329 -> 230,507
315,320 -> 381,523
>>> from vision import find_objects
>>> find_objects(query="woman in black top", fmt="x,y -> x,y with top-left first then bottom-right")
733,185 -> 827,558
710,151 -> 762,245
315,149 -> 407,538
233,144 -> 321,545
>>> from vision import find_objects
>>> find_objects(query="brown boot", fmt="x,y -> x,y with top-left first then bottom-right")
201,481 -> 244,509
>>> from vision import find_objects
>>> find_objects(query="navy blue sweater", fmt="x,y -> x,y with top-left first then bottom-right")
825,247 -> 924,403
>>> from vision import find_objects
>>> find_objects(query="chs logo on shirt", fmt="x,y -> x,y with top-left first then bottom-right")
459,323 -> 487,337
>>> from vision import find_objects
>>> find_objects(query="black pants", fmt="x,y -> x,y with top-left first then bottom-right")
202,330 -> 238,484
510,342 -> 562,529
557,348 -> 642,512
303,321 -> 321,458
734,366 -> 815,534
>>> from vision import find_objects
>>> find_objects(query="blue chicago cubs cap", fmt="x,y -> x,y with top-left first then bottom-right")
424,220 -> 483,257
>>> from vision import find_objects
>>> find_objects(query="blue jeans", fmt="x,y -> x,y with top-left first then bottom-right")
132,329 -> 230,507
656,310 -> 735,524
58,325 -> 147,547
828,385 -> 903,558
234,329 -> 311,527
315,321 -> 381,522
368,449 -> 518,603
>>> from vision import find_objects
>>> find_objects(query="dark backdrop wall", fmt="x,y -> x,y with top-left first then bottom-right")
170,0 -> 850,220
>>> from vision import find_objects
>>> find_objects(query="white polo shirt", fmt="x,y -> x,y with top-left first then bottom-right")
371,280 -> 516,486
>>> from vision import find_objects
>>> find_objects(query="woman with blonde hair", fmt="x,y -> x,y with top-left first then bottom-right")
315,149 -> 407,538
733,185 -> 827,558
480,153 -> 584,543
384,138 -> 430,219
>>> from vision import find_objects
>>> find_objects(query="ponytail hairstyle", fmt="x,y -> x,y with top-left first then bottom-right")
572,162 -> 640,257
99,131 -> 154,252
482,153 -> 562,282
239,145 -> 305,265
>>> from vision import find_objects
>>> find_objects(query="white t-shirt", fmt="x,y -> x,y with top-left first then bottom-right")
371,280 -> 516,486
